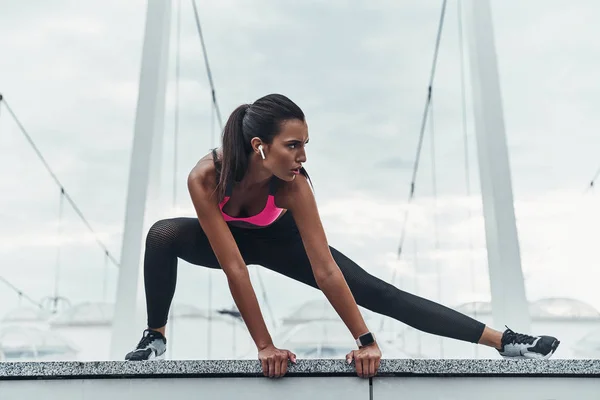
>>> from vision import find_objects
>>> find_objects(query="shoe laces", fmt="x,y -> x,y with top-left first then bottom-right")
136,329 -> 160,350
503,325 -> 536,345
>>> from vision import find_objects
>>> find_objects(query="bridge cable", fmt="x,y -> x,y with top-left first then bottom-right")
51,188 -> 66,313
394,0 -> 447,267
190,1 -> 277,333
585,164 -> 600,193
191,0 -> 223,133
0,96 -> 120,268
429,96 -> 444,358
382,0 -> 448,332
0,95 -> 46,309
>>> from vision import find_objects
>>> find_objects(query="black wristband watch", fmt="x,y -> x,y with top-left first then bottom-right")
355,332 -> 376,348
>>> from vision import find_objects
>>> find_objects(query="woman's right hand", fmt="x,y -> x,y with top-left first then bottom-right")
258,344 -> 297,378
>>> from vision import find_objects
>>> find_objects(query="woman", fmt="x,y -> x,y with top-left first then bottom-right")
125,94 -> 560,378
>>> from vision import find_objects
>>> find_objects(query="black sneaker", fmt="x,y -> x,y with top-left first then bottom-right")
497,326 -> 560,359
125,329 -> 167,361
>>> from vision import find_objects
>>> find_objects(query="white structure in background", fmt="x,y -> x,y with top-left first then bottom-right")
49,302 -> 115,361
0,306 -> 78,361
1,306 -> 51,326
110,0 -> 172,360
268,299 -> 413,360
0,322 -> 78,362
454,297 -> 600,359
48,301 -> 250,361
573,328 -> 600,358
109,0 -> 531,359
166,305 -> 254,360
463,0 -> 530,332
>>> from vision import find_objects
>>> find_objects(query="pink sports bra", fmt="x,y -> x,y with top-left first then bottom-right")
218,176 -> 284,227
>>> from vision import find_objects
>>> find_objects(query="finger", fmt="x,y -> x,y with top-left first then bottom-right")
369,358 -> 376,377
375,357 -> 381,373
261,359 -> 268,377
288,351 -> 297,364
269,358 -> 275,378
281,358 -> 287,377
346,351 -> 354,365
355,356 -> 363,378
274,357 -> 281,378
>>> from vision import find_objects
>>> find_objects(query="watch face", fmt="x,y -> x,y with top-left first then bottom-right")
360,332 -> 374,345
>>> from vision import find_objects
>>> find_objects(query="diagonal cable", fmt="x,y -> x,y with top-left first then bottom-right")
393,0 -> 448,273
0,96 -> 120,267
585,164 -> 600,192
191,0 -> 223,133
189,1 -> 277,329
0,276 -> 44,309
0,96 -> 45,309
382,0 -> 448,332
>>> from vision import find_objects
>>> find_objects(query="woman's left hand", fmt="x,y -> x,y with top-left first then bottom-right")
346,342 -> 382,378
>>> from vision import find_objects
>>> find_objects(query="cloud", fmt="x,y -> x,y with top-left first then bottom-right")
373,156 -> 414,170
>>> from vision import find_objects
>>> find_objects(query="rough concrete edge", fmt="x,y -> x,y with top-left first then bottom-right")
0,359 -> 598,379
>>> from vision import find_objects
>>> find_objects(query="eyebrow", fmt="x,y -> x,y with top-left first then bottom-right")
284,138 -> 309,143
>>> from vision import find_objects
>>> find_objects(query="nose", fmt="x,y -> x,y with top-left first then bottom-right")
297,148 -> 307,163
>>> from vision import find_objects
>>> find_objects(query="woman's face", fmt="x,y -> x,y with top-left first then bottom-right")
261,119 -> 309,182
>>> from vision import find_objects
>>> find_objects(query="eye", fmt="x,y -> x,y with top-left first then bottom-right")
287,139 -> 308,149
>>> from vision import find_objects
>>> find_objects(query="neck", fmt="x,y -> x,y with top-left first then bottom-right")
239,152 -> 272,190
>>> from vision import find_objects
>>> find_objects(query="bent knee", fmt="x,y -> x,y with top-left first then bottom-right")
146,218 -> 181,250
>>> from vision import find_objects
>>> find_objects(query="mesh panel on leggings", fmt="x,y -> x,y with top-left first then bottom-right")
144,217 -> 221,328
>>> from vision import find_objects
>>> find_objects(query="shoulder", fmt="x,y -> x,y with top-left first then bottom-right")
187,151 -> 219,201
276,171 -> 315,211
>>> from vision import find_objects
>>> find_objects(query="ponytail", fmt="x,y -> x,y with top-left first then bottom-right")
216,104 -> 251,201
214,94 -> 308,201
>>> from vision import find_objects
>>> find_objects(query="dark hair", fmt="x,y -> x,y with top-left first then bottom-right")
214,93 -> 311,200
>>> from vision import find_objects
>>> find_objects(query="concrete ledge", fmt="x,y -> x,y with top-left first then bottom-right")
1,359 -> 599,380
2,360 -> 599,400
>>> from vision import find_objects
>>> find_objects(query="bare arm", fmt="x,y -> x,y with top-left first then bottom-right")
279,174 -> 380,378
280,174 -> 371,340
187,167 -> 273,350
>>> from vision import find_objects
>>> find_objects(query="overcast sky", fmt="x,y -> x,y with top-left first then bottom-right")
1,0 -> 599,335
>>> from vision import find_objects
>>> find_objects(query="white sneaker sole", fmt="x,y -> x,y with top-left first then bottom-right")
126,349 -> 166,361
148,351 -> 166,361
500,350 -> 555,360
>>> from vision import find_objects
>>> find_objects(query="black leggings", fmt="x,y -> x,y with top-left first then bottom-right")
143,211 -> 486,343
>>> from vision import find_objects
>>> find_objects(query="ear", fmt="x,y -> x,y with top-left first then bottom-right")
250,137 -> 264,154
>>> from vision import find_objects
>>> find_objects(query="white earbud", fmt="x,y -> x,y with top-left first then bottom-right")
258,145 -> 266,160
